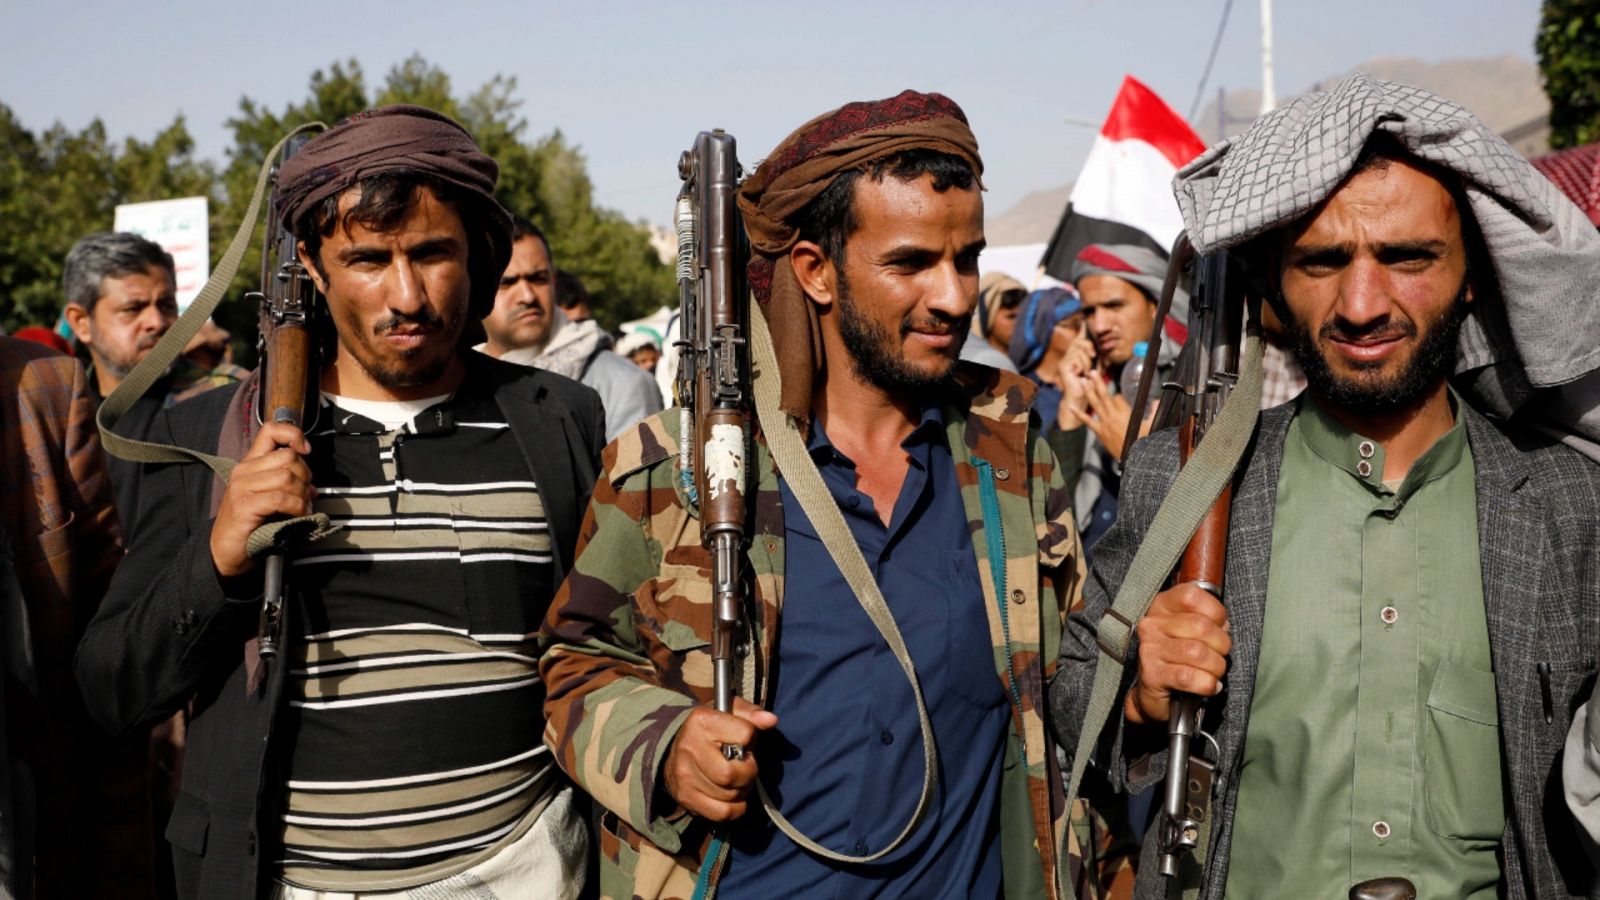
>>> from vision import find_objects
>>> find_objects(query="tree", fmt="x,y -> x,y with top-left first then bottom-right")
0,56 -> 671,340
215,55 -> 671,350
0,104 -> 214,331
1539,0 -> 1600,149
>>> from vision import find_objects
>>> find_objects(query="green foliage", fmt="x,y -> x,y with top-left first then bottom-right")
0,54 -> 672,343
0,106 -> 215,331
1538,0 -> 1600,149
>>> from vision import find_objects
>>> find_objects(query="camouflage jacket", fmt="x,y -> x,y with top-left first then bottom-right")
541,364 -> 1088,899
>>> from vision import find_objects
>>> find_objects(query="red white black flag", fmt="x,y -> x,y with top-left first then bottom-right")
1039,75 -> 1206,280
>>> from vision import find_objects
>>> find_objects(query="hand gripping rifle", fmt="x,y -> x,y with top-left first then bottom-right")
673,131 -> 751,751
246,133 -> 322,660
1124,235 -> 1249,878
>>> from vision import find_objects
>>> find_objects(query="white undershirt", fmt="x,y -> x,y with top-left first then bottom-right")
321,392 -> 453,432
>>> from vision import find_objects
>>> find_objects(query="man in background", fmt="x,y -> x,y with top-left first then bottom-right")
480,217 -> 661,440
0,335 -> 146,898
554,268 -> 593,322
61,232 -> 239,520
1054,243 -> 1176,547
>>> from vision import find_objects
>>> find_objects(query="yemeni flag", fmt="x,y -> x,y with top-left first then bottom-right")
1039,76 -> 1206,280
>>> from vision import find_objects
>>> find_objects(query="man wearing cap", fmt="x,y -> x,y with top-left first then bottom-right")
1054,243 -> 1179,548
77,106 -> 606,899
1053,76 -> 1600,898
541,91 -> 1089,898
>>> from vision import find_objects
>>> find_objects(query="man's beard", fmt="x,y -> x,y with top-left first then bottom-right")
834,272 -> 969,396
91,328 -> 161,380
1286,280 -> 1469,416
345,306 -> 462,390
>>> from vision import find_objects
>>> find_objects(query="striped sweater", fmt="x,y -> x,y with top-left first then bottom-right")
275,390 -> 558,891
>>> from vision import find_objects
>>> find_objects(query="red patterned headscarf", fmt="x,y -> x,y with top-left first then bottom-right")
737,90 -> 983,420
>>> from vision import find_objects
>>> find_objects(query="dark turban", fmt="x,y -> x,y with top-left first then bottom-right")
737,90 -> 984,421
273,104 -> 513,318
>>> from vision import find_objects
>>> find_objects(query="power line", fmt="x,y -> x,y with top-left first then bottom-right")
1188,0 -> 1235,122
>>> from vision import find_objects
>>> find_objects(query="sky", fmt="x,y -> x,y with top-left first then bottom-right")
1,0 -> 1542,231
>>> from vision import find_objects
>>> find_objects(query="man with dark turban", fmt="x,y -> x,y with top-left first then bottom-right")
541,90 -> 1095,898
78,105 -> 606,899
1053,75 -> 1600,898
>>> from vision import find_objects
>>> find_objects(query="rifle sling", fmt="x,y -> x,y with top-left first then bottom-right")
96,123 -> 337,557
1060,331 -> 1263,900
746,295 -> 939,864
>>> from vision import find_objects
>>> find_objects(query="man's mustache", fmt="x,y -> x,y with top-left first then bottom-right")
373,310 -> 444,336
900,312 -> 972,337
1318,316 -> 1417,344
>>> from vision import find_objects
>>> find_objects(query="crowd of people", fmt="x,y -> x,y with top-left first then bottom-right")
2,74 -> 1600,900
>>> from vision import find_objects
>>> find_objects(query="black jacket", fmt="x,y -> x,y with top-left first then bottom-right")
75,353 -> 606,899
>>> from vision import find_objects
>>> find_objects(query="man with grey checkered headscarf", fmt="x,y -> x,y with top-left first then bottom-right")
1052,74 -> 1600,898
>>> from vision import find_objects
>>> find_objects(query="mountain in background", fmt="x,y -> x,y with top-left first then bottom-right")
987,54 -> 1550,247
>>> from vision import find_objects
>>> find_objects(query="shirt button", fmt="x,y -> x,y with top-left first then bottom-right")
1380,606 -> 1399,625
845,495 -> 861,509
1011,588 -> 1026,605
995,467 -> 1011,481
1372,820 -> 1391,840
1358,440 -> 1376,459
880,730 -> 894,745
1356,460 -> 1373,478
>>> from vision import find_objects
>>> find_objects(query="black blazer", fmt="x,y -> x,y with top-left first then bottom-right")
75,352 -> 606,899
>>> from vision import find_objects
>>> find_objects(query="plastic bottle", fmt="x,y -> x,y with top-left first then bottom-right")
1119,341 -> 1149,399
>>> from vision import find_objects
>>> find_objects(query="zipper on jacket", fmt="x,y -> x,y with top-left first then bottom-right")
972,456 -> 1027,766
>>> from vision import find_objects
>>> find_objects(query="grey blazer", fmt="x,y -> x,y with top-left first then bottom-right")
1052,401 -> 1600,899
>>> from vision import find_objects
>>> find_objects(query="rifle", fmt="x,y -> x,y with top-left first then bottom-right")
673,131 -> 751,741
246,133 -> 322,660
1124,235 -> 1248,878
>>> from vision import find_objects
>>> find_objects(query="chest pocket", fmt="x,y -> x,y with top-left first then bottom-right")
936,549 -> 1006,710
1423,659 -> 1506,841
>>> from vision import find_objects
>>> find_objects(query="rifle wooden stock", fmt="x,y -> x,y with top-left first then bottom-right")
263,318 -> 312,429
1156,239 -> 1246,879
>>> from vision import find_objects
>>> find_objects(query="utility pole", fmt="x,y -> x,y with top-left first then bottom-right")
1259,0 -> 1277,113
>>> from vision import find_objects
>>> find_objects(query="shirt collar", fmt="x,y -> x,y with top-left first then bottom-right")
322,390 -> 473,436
1295,387 -> 1469,499
807,405 -> 947,467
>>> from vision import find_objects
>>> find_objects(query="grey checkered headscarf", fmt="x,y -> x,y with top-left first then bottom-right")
1175,73 -> 1600,461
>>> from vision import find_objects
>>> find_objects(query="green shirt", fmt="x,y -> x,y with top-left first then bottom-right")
1223,395 -> 1505,899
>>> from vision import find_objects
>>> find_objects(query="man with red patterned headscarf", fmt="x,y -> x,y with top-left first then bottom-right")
542,91 -> 1095,898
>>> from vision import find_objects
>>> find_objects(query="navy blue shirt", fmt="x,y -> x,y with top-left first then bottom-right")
719,408 -> 1009,899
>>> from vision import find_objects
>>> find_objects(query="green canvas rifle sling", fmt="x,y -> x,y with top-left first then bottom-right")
743,295 -> 939,864
1060,332 -> 1263,900
95,123 -> 337,558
